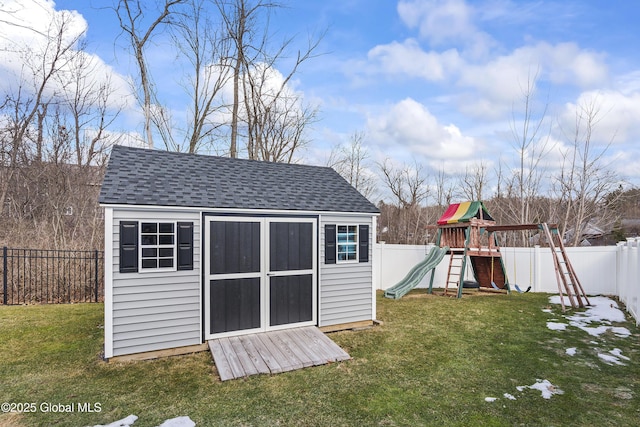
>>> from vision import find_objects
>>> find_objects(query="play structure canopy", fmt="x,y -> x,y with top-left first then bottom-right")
437,201 -> 494,225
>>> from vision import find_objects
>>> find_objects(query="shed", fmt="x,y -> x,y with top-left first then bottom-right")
99,145 -> 380,360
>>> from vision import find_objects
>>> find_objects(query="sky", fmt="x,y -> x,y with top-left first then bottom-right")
3,0 -> 640,199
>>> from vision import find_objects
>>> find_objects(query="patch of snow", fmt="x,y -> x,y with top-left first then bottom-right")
503,393 -> 517,400
610,348 -> 630,361
566,347 -> 577,356
158,417 -> 196,427
518,379 -> 564,399
549,296 -> 630,337
547,322 -> 567,331
542,308 -> 553,313
598,353 -> 625,365
484,397 -> 497,402
611,327 -> 631,338
91,415 -> 138,427
90,415 -> 195,427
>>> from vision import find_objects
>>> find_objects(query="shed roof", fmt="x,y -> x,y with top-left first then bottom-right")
99,145 -> 379,213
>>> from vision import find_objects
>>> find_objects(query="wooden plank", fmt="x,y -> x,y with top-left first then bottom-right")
276,329 -> 315,367
283,328 -> 325,366
267,331 -> 304,371
228,336 -> 260,377
318,320 -> 373,333
217,337 -> 246,379
107,343 -> 208,363
238,335 -> 271,375
208,340 -> 236,381
256,333 -> 296,372
247,333 -> 283,374
301,327 -> 350,362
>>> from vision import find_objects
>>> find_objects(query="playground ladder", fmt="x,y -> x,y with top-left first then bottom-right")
444,251 -> 465,296
541,223 -> 590,311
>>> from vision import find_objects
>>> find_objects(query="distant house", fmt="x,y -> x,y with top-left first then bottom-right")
99,146 -> 380,360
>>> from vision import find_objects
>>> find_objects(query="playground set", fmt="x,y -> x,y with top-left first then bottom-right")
384,201 -> 590,311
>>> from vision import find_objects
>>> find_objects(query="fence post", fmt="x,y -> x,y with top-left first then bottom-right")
3,247 -> 7,305
94,250 -> 99,302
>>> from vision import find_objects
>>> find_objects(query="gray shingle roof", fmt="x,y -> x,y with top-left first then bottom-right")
99,145 -> 379,213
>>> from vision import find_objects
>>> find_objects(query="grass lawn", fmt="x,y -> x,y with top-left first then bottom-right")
1,291 -> 639,426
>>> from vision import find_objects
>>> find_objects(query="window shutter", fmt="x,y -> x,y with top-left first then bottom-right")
324,224 -> 336,264
358,224 -> 369,263
119,221 -> 138,273
177,222 -> 194,271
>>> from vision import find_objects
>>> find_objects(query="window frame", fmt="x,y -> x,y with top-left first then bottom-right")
336,224 -> 359,263
139,221 -> 177,272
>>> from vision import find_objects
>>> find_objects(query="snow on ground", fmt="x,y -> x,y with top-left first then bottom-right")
91,415 -> 195,427
517,379 -> 565,399
547,322 -> 567,331
566,347 -> 577,356
598,348 -> 631,366
547,296 -> 631,338
485,380 -> 563,402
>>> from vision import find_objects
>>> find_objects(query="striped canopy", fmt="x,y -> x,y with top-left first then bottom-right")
437,201 -> 494,225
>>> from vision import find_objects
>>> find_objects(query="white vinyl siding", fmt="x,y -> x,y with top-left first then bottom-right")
110,208 -> 201,357
319,214 -> 374,327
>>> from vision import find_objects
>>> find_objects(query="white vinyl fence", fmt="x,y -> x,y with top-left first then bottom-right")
374,239 -> 640,324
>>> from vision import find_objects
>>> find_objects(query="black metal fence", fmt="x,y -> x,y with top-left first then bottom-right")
1,247 -> 104,305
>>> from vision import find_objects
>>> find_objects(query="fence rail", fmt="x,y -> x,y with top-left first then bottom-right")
1,247 -> 104,305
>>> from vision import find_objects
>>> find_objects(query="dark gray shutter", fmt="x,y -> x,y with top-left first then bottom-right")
324,224 -> 336,264
358,224 -> 369,263
177,222 -> 194,270
119,221 -> 138,273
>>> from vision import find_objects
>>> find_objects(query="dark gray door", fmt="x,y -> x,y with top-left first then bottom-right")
268,220 -> 316,327
208,219 -> 262,335
205,217 -> 316,338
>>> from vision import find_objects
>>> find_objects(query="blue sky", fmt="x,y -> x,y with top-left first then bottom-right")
4,0 -> 640,197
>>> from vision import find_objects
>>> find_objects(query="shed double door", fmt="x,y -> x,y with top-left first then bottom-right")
204,216 -> 317,339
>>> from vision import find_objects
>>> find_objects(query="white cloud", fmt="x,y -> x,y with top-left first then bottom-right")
557,89 -> 640,145
397,0 -> 495,57
367,39 -> 462,81
0,0 -> 135,111
366,98 -> 480,162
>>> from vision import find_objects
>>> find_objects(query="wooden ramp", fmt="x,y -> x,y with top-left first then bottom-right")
208,326 -> 351,381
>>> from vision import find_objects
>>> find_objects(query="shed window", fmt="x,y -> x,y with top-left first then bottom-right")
337,225 -> 358,262
140,222 -> 175,269
325,224 -> 369,264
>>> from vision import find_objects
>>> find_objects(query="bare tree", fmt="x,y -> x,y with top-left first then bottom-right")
458,161 -> 490,202
149,0 -> 234,153
552,97 -> 621,246
505,70 -> 551,226
378,159 -> 431,244
216,0 -> 322,162
0,10 -> 83,217
327,131 -> 376,199
114,0 -> 184,149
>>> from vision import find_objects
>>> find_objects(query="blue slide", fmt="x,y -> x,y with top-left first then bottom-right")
384,246 -> 449,299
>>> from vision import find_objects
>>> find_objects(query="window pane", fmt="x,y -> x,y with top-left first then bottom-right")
159,248 -> 173,257
347,233 -> 357,242
347,252 -> 357,260
159,223 -> 174,233
159,235 -> 174,245
141,235 -> 157,245
142,259 -> 157,269
142,248 -> 157,257
337,225 -> 347,233
141,223 -> 157,233
338,253 -> 347,261
159,258 -> 173,268
337,234 -> 348,242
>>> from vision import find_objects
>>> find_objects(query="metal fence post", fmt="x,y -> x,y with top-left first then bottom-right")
3,247 -> 7,305
94,250 -> 99,302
